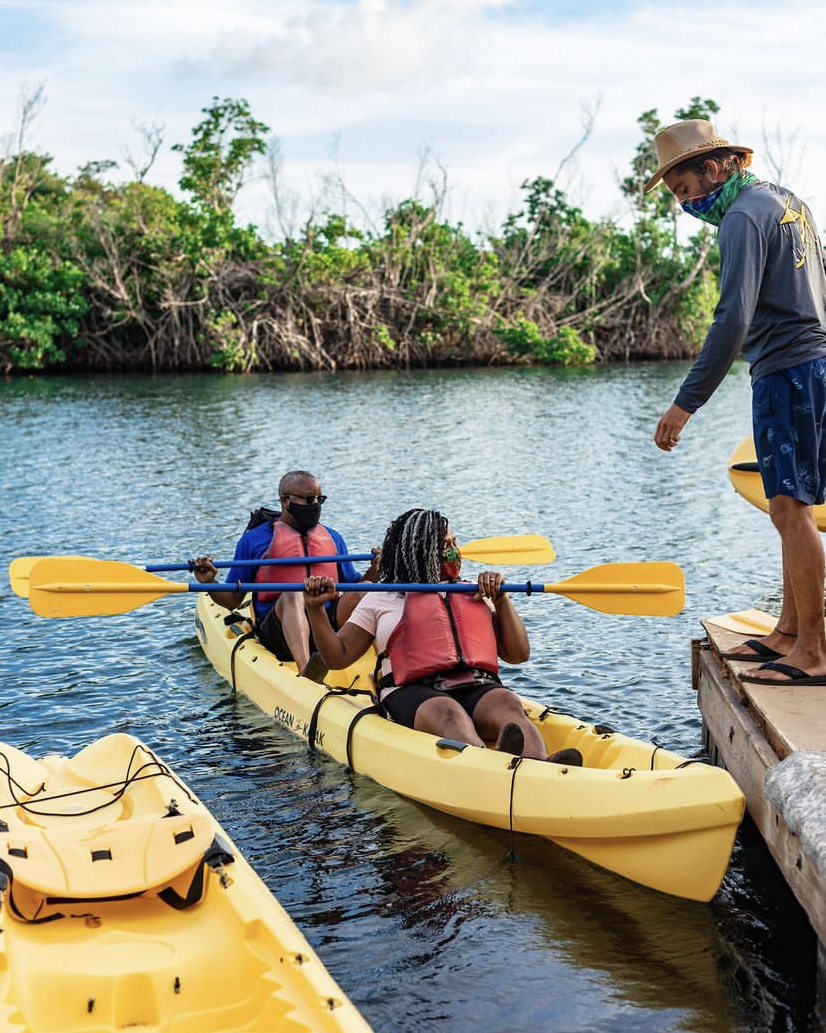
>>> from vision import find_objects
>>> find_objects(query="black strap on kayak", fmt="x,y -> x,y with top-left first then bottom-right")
0,857 -> 143,924
344,704 -> 386,772
506,756 -> 523,861
223,612 -> 255,693
0,835 -> 235,923
0,858 -> 64,924
307,686 -> 382,762
158,835 -> 235,911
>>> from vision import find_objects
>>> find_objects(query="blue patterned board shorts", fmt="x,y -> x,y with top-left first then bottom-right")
752,357 -> 826,505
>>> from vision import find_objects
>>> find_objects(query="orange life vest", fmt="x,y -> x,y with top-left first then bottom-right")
384,591 -> 499,686
254,521 -> 339,603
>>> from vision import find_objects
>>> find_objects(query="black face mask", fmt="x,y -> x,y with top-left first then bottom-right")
287,500 -> 321,532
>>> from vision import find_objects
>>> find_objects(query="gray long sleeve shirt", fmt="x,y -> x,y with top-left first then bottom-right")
674,181 -> 826,414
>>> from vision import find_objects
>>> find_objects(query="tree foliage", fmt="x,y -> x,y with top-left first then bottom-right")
0,95 -> 747,373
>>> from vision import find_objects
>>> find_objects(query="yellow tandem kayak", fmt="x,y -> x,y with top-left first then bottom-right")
0,733 -> 372,1033
195,595 -> 745,903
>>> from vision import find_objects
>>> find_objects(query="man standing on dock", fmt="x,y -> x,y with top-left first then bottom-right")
650,119 -> 826,685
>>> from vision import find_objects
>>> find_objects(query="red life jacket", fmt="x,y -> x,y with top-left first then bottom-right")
385,591 -> 499,686
254,521 -> 339,603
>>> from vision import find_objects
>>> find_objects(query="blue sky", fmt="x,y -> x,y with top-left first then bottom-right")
1,0 -> 824,237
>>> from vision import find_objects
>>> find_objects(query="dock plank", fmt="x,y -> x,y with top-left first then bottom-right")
701,615 -> 826,758
695,623 -> 826,948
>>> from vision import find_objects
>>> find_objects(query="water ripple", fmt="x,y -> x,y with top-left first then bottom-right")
0,365 -> 816,1032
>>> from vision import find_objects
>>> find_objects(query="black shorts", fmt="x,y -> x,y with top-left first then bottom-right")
381,672 -> 502,729
257,598 -> 341,661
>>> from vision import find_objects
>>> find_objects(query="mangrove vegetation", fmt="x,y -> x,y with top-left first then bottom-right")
0,94 -> 730,374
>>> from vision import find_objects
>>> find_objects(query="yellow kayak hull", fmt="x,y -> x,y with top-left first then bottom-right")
728,435 -> 826,529
196,596 -> 745,902
0,733 -> 371,1033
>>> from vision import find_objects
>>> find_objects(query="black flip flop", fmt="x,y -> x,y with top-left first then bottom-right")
720,638 -> 784,662
740,660 -> 826,686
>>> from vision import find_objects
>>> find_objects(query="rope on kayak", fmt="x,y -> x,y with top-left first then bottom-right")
0,743 -> 196,819
506,756 -> 523,860
675,756 -> 711,768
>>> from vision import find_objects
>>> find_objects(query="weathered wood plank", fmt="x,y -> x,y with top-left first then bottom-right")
696,640 -> 826,946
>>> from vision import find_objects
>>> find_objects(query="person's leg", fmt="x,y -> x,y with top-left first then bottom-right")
471,687 -> 548,759
748,363 -> 825,663
412,695 -> 487,746
757,496 -> 826,679
256,608 -> 294,660
729,538 -> 798,658
275,592 -> 312,671
471,686 -> 582,763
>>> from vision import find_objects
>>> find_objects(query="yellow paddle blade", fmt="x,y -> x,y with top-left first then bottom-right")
541,562 -> 685,616
29,558 -> 189,618
9,555 -> 94,598
461,534 -> 555,565
704,609 -> 777,636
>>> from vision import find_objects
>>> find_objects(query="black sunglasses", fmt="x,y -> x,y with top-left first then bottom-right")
283,492 -> 327,505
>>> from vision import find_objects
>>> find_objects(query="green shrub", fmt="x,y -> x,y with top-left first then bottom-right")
496,319 -> 596,365
0,247 -> 87,370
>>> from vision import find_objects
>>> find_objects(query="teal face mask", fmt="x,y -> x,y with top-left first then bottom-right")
681,182 -> 727,223
680,172 -> 758,226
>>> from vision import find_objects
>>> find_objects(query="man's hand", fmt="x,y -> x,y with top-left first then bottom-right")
304,575 -> 338,609
192,556 -> 218,583
654,404 -> 691,452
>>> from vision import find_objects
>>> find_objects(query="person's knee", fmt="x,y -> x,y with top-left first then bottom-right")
473,689 -> 526,738
276,592 -> 304,618
772,504 -> 817,541
416,698 -> 468,735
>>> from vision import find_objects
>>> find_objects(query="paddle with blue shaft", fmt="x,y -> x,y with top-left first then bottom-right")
26,556 -> 685,619
8,534 -> 555,598
143,534 -> 555,572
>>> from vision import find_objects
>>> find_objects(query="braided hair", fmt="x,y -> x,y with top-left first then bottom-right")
378,509 -> 448,584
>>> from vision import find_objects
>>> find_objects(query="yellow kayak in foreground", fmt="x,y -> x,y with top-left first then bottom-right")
0,733 -> 371,1033
195,595 -> 745,902
728,435 -> 826,529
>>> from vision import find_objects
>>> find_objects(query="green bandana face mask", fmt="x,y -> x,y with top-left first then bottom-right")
681,171 -> 757,225
440,544 -> 461,581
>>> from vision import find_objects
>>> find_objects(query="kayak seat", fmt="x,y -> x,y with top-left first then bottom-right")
1,809 -> 216,899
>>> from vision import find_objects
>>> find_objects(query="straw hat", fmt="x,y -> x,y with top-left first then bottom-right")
644,119 -> 752,192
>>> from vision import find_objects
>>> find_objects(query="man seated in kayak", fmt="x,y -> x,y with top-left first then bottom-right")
193,469 -> 377,682
303,508 -> 582,764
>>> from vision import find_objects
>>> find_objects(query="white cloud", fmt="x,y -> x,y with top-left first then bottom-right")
1,0 -> 825,235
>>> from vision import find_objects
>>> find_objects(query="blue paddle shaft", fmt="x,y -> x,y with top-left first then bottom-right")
190,581 -> 533,594
145,554 -> 374,572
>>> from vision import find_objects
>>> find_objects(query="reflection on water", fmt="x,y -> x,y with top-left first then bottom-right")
0,366 -> 819,1031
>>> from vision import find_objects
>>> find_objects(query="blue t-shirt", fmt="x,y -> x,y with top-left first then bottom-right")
225,521 -> 362,621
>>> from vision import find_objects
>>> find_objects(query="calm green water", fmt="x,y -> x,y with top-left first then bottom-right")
0,365 -> 819,1031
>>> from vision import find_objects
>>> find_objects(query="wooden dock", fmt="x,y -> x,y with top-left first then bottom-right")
694,609 -> 826,996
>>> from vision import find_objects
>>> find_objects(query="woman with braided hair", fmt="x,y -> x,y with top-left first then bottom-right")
304,508 -> 582,765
